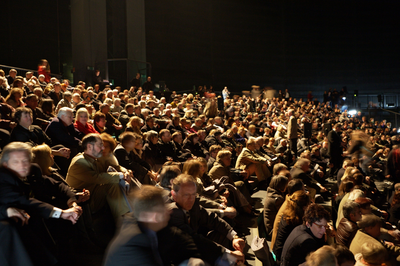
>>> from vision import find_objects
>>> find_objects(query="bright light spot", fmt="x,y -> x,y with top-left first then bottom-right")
348,110 -> 357,116
342,97 -> 346,100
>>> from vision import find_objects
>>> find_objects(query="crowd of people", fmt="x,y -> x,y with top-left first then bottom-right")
0,67 -> 400,266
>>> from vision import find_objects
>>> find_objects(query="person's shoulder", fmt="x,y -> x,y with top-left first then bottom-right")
70,153 -> 87,164
0,166 -> 16,180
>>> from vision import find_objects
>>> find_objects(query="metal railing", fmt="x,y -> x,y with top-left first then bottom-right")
0,64 -> 62,79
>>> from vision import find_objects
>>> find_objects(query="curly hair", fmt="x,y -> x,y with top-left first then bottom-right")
303,203 -> 331,225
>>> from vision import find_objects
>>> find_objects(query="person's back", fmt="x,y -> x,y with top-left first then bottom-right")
280,224 -> 324,266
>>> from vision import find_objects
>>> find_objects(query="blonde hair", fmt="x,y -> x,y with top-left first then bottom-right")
76,107 -> 89,119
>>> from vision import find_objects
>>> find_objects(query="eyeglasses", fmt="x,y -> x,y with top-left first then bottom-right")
313,222 -> 329,230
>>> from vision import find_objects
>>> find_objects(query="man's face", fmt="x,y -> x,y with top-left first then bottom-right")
126,107 -> 134,115
247,142 -> 256,151
97,118 -> 106,128
90,139 -> 105,158
10,71 -> 17,78
3,151 -> 31,178
221,156 -> 231,167
54,84 -> 61,93
102,105 -> 110,114
173,183 -> 197,211
351,207 -> 362,222
309,218 -> 327,239
162,132 -> 172,142
26,97 -> 38,109
176,134 -> 183,143
61,112 -> 73,126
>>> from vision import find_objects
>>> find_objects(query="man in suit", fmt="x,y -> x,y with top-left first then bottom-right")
287,109 -> 298,158
45,107 -> 83,175
104,185 -> 204,266
66,133 -> 131,221
327,123 -> 343,175
168,174 -> 245,265
0,141 -> 81,265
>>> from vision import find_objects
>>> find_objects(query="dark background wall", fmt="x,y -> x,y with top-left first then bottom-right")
145,0 -> 400,97
0,0 -> 73,81
1,0 -> 399,98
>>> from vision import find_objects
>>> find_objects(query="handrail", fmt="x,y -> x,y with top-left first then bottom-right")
0,64 -> 62,78
380,108 -> 400,115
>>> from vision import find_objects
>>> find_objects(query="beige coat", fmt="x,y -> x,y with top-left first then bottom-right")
235,148 -> 267,170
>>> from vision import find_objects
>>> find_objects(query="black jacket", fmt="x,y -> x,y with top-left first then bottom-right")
10,124 -> 52,147
281,224 -> 326,266
104,213 -> 201,266
182,139 -> 207,158
114,144 -> 149,183
45,117 -> 83,152
0,164 -> 75,220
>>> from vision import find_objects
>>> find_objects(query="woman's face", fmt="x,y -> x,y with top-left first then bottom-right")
193,137 -> 199,144
135,138 -> 143,150
199,163 -> 207,175
15,92 -> 22,100
124,139 -> 135,151
78,112 -> 88,125
102,141 -> 111,156
151,136 -> 158,145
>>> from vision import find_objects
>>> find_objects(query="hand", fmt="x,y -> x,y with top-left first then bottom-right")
7,207 -> 30,225
388,229 -> 400,240
380,210 -> 388,220
61,207 -> 81,224
232,238 -> 245,252
9,122 -> 17,129
76,189 -> 90,203
57,148 -> 71,159
147,171 -> 158,182
123,172 -> 131,182
230,250 -> 244,264
224,207 -> 237,219
319,186 -> 327,193
127,170 -> 134,177
220,195 -> 228,205
222,190 -> 230,198
113,124 -> 123,130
